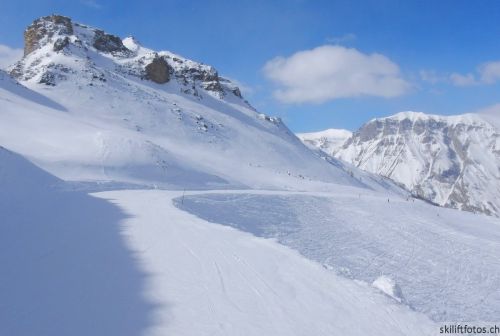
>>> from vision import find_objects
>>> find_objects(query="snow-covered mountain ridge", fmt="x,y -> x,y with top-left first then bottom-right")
11,15 -> 242,99
1,15 -> 386,191
297,128 -> 352,153
303,111 -> 500,216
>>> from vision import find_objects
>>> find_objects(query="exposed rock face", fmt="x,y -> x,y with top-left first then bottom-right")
24,15 -> 73,56
174,63 -> 223,95
92,30 -> 130,54
145,56 -> 171,84
332,112 -> 500,216
231,87 -> 242,98
14,15 -> 246,100
53,36 -> 69,52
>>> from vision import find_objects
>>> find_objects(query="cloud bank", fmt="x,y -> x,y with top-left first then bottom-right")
263,45 -> 410,104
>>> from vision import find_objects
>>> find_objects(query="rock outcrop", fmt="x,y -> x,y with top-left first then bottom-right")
145,56 -> 171,84
24,15 -> 73,56
92,29 -> 130,55
13,15 -> 245,100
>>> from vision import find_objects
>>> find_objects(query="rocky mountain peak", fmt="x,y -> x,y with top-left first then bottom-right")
12,15 -> 246,102
23,14 -> 131,57
24,15 -> 73,56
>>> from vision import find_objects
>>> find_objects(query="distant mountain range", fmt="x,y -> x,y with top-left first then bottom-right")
300,111 -> 500,216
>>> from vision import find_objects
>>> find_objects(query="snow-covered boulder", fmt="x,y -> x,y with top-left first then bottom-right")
372,275 -> 405,303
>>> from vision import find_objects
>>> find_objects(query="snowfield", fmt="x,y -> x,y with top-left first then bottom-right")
95,189 -> 436,336
0,148 -> 154,336
0,148 -> 436,335
2,15 -> 500,335
176,190 -> 500,322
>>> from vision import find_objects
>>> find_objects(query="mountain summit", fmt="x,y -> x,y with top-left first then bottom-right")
1,15 -> 380,191
11,15 -> 242,99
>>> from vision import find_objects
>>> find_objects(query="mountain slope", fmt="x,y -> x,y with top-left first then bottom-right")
1,15 -> 373,191
297,128 -> 352,154
95,189 -> 436,335
0,147 -> 154,336
331,111 -> 500,216
177,189 -> 500,322
1,146 -> 437,335
2,15 -> 500,334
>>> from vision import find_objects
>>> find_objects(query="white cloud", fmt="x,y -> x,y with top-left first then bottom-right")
0,44 -> 23,69
420,65 -> 500,87
449,72 -> 478,86
419,69 -> 481,87
263,45 -> 411,104
479,61 -> 500,84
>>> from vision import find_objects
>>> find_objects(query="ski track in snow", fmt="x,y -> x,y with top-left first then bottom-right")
175,189 -> 500,322
2,17 -> 499,335
95,189 -> 435,336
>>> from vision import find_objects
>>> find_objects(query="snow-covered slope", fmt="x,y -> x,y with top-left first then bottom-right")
4,14 -> 500,335
297,128 -> 352,154
96,189 -> 436,335
328,111 -> 500,216
177,189 -> 500,322
1,15 -> 368,191
0,147 -> 154,335
0,147 -> 437,335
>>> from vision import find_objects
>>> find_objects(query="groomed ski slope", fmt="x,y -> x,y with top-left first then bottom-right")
176,190 -> 500,322
95,189 -> 435,336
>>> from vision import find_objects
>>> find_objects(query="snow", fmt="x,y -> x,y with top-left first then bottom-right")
94,189 -> 435,335
2,28 -> 368,191
378,111 -> 484,127
0,148 -> 436,335
328,111 -> 500,216
297,128 -> 352,154
176,190 -> 500,321
0,148 -> 154,336
476,103 -> 500,129
372,276 -> 405,303
2,15 -> 500,335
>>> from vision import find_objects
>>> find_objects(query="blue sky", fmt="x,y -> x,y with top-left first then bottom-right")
0,0 -> 499,132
